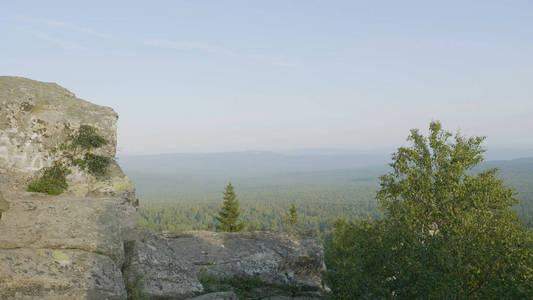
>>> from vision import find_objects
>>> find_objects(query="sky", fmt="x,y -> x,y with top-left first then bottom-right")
1,0 -> 532,155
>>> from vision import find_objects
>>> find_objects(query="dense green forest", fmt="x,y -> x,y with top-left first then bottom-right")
126,157 -> 533,236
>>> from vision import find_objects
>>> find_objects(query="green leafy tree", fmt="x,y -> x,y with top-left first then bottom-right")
325,121 -> 533,299
285,203 -> 298,226
216,183 -> 245,232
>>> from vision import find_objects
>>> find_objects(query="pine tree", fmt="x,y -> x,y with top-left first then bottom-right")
215,183 -> 245,232
286,203 -> 298,226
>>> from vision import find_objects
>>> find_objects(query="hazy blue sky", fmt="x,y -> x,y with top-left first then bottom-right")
1,1 -> 532,155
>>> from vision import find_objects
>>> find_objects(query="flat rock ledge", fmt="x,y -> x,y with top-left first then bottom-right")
123,230 -> 327,300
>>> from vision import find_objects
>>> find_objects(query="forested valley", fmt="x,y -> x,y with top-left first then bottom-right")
123,154 -> 533,237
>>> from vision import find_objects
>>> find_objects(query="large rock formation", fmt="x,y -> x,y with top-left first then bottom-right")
0,76 -> 137,299
0,77 -> 117,170
0,77 -> 136,203
123,231 -> 325,299
0,77 -> 326,300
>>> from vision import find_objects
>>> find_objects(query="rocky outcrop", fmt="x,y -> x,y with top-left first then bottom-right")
0,77 -> 136,207
0,76 -> 137,299
0,76 -> 117,174
0,77 -> 326,300
123,231 -> 326,299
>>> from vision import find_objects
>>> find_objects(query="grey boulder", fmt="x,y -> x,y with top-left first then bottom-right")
123,231 -> 326,299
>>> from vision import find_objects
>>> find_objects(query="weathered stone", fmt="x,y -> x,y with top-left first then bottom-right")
0,248 -> 125,300
0,76 -> 117,174
0,190 -> 8,218
122,236 -> 205,299
0,194 -> 125,264
0,76 -> 136,205
186,292 -> 238,300
0,77 -> 137,299
123,231 -> 326,300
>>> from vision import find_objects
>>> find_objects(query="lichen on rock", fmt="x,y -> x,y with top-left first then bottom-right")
0,190 -> 8,220
123,230 -> 326,299
0,76 -> 134,200
0,76 -> 137,300
0,77 -> 117,175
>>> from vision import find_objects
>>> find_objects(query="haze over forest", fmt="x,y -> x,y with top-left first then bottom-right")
120,151 -> 533,235
2,1 -> 533,155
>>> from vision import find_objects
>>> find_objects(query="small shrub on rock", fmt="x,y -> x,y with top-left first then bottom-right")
71,124 -> 108,150
126,273 -> 145,300
73,153 -> 111,177
27,125 -> 112,195
27,162 -> 71,195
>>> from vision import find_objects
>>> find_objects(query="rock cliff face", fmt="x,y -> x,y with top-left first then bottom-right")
123,231 -> 325,299
0,77 -> 326,299
0,76 -> 136,204
0,76 -> 138,299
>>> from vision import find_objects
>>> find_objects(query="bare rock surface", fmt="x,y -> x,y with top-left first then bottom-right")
0,190 -> 7,217
0,76 -> 117,174
0,76 -> 137,299
0,248 -> 126,300
123,231 -> 326,300
0,76 -> 136,204
0,193 -> 126,264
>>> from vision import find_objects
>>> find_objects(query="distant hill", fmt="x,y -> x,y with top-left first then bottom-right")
119,152 -> 533,198
119,151 -> 390,176
122,152 -> 533,233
